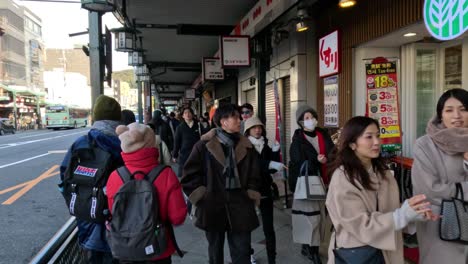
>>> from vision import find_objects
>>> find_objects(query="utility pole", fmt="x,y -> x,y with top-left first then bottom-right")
88,11 -> 103,118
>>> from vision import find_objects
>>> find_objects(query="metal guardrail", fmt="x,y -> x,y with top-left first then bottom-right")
29,217 -> 86,264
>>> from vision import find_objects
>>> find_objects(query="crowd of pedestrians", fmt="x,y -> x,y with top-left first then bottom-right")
58,88 -> 468,264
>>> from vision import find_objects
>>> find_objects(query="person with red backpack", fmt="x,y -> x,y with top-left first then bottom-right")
106,122 -> 187,264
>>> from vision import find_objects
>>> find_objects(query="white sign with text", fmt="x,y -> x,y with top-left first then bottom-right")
221,36 -> 251,67
319,30 -> 339,78
203,57 -> 224,81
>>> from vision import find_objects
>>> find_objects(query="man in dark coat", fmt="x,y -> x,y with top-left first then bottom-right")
181,103 -> 262,264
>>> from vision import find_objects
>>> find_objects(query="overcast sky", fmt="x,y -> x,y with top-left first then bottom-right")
14,0 -> 131,71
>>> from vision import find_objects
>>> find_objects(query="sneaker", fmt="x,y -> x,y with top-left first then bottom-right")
250,254 -> 257,264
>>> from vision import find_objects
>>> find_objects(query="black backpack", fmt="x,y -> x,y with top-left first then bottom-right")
107,165 -> 183,261
61,135 -> 119,223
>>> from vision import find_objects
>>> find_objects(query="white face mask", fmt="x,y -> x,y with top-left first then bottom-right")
303,119 -> 317,131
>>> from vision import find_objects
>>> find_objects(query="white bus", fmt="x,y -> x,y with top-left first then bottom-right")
45,105 -> 89,129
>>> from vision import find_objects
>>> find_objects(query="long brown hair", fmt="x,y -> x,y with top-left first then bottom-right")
328,116 -> 388,190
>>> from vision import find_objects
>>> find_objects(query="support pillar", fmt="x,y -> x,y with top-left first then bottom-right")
88,11 -> 103,118
137,81 -> 143,123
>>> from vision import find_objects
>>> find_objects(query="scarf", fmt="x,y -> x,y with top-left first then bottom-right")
215,128 -> 242,190
92,120 -> 120,136
426,117 -> 468,155
248,136 -> 265,154
303,130 -> 317,137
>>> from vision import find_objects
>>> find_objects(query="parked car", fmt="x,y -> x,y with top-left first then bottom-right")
0,118 -> 16,135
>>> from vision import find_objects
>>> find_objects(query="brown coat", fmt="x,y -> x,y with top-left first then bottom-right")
411,135 -> 468,264
326,167 -> 403,264
180,129 -> 261,232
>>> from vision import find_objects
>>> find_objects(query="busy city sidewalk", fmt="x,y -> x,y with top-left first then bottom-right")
171,199 -> 329,264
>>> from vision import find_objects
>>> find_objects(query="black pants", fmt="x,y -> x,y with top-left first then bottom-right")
118,257 -> 171,264
205,230 -> 251,264
260,197 -> 276,263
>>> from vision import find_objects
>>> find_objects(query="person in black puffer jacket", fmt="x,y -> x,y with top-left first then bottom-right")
150,109 -> 174,153
244,116 -> 285,264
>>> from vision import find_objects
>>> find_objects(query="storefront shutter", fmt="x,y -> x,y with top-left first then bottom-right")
245,88 -> 257,114
265,82 -> 275,145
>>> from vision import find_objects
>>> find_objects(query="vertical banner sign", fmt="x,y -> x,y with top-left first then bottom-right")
323,75 -> 339,127
273,79 -> 289,207
365,58 -> 402,152
273,79 -> 283,160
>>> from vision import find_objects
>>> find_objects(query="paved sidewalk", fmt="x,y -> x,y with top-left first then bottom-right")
171,199 -> 329,264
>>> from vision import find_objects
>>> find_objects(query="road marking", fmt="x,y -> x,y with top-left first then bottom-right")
19,131 -> 64,138
0,130 -> 86,150
0,153 -> 51,169
48,150 -> 68,154
1,165 -> 59,205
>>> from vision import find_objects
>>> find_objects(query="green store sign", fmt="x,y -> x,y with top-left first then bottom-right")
424,0 -> 468,40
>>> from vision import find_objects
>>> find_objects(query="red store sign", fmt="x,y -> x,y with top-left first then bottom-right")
319,30 -> 340,78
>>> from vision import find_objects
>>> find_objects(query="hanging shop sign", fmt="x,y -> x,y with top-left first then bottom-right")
424,0 -> 468,41
185,89 -> 196,100
203,57 -> 224,81
319,30 -> 340,78
220,36 -> 251,67
365,57 -> 402,152
323,75 -> 339,127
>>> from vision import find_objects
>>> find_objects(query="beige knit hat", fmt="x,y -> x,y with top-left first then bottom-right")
243,116 -> 264,135
116,122 -> 156,153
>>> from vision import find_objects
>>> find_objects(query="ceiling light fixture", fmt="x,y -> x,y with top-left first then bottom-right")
296,8 -> 309,32
339,0 -> 356,8
404,32 -> 417,37
81,0 -> 115,12
296,21 -> 309,32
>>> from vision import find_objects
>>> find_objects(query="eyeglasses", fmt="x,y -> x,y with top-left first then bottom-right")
241,110 -> 251,115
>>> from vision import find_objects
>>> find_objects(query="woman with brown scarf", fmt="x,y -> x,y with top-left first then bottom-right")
411,88 -> 468,264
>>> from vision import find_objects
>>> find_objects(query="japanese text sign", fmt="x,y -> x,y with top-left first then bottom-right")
203,57 -> 224,81
324,75 -> 339,127
319,30 -> 340,78
365,58 -> 402,152
220,36 -> 251,67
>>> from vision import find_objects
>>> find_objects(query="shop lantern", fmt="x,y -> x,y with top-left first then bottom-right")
136,74 -> 150,82
135,65 -> 149,76
111,27 -> 139,52
81,0 -> 115,12
128,37 -> 145,66
128,49 -> 145,66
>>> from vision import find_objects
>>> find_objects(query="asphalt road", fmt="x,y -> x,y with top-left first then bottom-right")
0,128 -> 89,264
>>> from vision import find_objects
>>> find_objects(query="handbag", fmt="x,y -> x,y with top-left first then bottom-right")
440,183 -> 468,244
333,244 -> 385,264
333,188 -> 385,264
293,161 -> 326,200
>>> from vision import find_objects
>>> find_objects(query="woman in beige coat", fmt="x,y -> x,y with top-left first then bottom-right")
326,116 -> 435,264
411,88 -> 468,264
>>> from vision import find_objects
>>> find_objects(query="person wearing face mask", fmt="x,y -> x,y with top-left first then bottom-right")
244,116 -> 286,264
411,88 -> 468,264
289,105 -> 335,264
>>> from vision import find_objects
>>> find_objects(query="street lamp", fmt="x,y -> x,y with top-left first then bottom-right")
111,27 -> 139,52
81,0 -> 115,12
